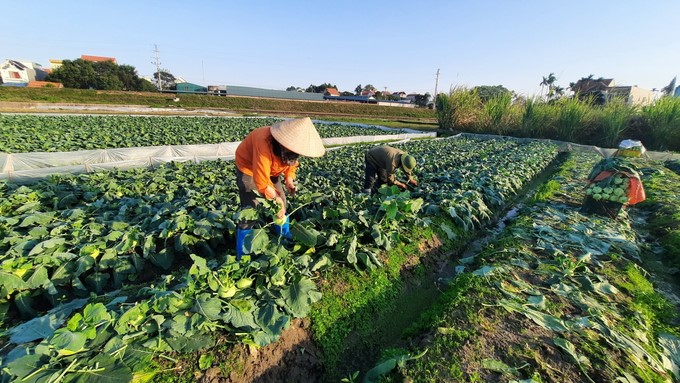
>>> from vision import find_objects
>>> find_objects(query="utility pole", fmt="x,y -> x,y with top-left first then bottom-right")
151,44 -> 162,91
434,68 -> 440,109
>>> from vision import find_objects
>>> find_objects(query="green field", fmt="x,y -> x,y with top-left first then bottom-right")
0,114 -> 678,383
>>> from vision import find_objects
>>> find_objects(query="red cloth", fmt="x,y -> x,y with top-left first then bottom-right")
627,178 -> 646,205
589,170 -> 646,205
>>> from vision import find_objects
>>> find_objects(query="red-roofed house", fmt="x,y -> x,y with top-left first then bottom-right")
81,55 -> 117,64
324,87 -> 340,97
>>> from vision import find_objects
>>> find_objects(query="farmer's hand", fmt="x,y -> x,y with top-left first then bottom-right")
408,177 -> 418,186
274,196 -> 286,219
396,181 -> 408,190
285,179 -> 296,196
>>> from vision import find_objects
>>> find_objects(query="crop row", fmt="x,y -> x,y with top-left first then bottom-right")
0,115 -> 407,153
388,152 -> 679,383
0,137 -> 557,322
0,137 -> 558,382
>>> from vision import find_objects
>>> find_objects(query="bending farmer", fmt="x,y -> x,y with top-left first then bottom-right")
234,117 -> 325,259
363,145 -> 418,194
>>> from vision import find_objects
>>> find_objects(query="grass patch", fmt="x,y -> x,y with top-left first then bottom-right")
311,215 -> 476,382
530,180 -> 561,203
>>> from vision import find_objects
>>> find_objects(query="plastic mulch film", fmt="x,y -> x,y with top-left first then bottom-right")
0,133 -> 436,183
0,142 -> 240,183
453,133 -> 680,161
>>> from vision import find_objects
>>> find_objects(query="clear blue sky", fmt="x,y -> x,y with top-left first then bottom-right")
2,1 -> 679,97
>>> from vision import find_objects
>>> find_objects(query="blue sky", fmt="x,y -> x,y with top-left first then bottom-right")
2,1 -> 679,97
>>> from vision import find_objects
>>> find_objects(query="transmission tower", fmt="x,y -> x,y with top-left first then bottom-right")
151,45 -> 162,91
434,68 -> 440,109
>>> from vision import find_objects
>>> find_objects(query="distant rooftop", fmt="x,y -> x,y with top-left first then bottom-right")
81,55 -> 117,64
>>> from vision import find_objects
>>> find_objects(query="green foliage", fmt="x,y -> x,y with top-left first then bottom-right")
483,92 -> 512,134
304,82 -> 337,93
0,115 -> 407,153
530,180 -> 561,202
518,97 -> 542,138
439,88 -> 680,151
436,87 -> 481,131
598,98 -> 635,147
45,59 -> 153,91
641,96 -> 680,150
637,168 -> 680,274
397,152 -> 679,383
474,85 -> 511,104
5,133 -> 677,383
555,96 -> 590,142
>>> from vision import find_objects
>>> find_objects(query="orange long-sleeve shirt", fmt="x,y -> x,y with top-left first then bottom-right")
235,126 -> 298,196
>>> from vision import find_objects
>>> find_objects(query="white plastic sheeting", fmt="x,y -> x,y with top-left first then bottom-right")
322,132 -> 435,146
0,132 -> 436,183
452,133 -> 680,161
3,128 -> 676,184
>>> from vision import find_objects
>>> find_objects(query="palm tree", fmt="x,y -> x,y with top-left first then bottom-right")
553,85 -> 565,98
540,73 -> 557,99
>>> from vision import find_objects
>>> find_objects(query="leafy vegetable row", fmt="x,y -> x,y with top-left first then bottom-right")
1,137 -> 558,382
0,115 -> 407,153
0,138 -> 557,319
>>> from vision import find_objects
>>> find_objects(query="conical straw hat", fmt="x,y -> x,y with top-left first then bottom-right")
270,117 -> 326,157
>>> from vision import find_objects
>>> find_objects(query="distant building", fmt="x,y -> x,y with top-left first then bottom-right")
324,95 -> 375,103
569,77 -> 656,106
675,85 -> 680,98
376,100 -> 415,108
0,60 -> 48,86
207,85 -> 227,96
392,91 -> 407,98
176,82 -> 207,94
48,59 -> 63,71
571,78 -> 615,94
165,81 -> 419,106
81,55 -> 117,64
324,87 -> 340,97
405,93 -> 418,103
609,85 -> 655,106
225,85 -> 324,101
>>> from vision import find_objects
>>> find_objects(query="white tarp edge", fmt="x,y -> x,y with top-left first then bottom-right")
451,133 -> 680,161
322,132 -> 435,146
0,133 -> 434,183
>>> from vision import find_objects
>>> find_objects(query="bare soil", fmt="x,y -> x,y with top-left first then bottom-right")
198,319 -> 322,383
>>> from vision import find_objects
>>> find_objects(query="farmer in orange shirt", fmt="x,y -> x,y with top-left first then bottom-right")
234,117 -> 325,259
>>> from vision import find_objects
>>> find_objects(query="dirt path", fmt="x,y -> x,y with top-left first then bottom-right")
197,319 -> 322,383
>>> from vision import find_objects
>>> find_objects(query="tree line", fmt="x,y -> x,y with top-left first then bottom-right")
46,59 -> 157,92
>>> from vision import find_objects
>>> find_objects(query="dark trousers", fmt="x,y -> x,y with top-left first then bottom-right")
363,155 -> 383,193
236,168 -> 286,229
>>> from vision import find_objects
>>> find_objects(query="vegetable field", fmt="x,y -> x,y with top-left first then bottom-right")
0,115 -> 678,383
0,115 -> 409,153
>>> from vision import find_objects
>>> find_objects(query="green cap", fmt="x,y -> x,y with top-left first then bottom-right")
401,154 -> 416,173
